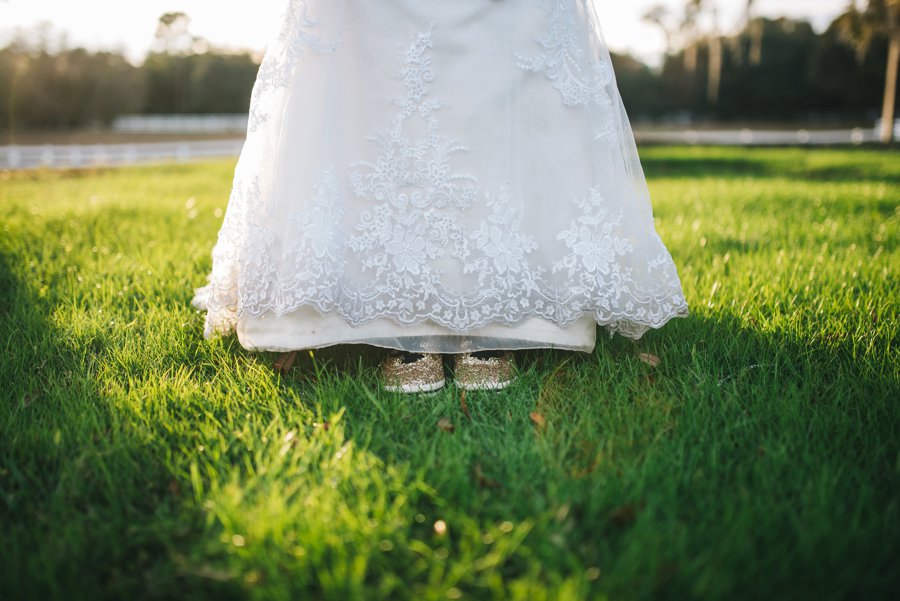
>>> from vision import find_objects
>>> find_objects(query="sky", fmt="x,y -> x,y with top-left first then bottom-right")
0,0 -> 850,66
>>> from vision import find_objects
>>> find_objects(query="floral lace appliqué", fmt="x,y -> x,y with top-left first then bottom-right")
349,29 -> 477,283
554,185 -> 632,277
344,28 -> 547,325
285,168 -> 345,303
518,0 -> 618,142
248,0 -> 339,132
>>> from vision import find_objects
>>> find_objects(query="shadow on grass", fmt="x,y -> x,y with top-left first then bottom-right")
257,308 -> 899,599
641,147 -> 900,183
0,251 -> 242,601
2,237 -> 898,600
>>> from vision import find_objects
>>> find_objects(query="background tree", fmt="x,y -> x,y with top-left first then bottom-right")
0,25 -> 144,137
715,18 -> 821,121
704,1 -> 724,106
147,13 -> 195,113
142,13 -> 258,115
153,12 -> 194,55
745,0 -> 764,65
1,9 -> 897,133
656,0 -> 725,107
642,5 -> 677,57
835,0 -> 900,142
141,51 -> 257,115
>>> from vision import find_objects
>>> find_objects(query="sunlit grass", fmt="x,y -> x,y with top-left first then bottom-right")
1,146 -> 898,600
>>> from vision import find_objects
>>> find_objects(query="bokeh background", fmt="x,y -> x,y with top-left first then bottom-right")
1,0 -> 897,150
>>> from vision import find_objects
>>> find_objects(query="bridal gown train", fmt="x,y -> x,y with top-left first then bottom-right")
192,0 -> 689,354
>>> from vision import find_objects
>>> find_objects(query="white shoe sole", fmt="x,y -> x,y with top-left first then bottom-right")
456,378 -> 515,391
383,379 -> 446,394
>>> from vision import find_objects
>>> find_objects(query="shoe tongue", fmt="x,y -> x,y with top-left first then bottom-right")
398,352 -> 426,364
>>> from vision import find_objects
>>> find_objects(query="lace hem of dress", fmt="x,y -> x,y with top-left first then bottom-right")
191,283 -> 688,342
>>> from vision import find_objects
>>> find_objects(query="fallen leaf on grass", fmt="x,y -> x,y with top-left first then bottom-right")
459,389 -> 472,420
554,504 -> 571,522
570,441 -> 602,478
608,501 -> 645,527
473,462 -> 501,489
656,562 -> 680,588
437,417 -> 455,433
638,353 -> 661,368
572,455 -> 602,479
529,412 -> 546,430
273,351 -> 297,374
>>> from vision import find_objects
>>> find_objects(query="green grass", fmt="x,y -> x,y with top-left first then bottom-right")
1,146 -> 897,600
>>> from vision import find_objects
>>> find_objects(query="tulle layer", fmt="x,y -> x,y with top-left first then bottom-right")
193,0 -> 688,352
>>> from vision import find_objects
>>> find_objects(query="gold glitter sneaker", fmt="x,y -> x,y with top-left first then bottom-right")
453,351 -> 516,391
381,351 -> 446,394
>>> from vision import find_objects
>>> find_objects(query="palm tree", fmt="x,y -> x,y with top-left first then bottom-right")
684,0 -> 724,106
645,0 -> 733,108
704,2 -> 724,106
681,0 -> 704,73
745,0 -> 763,65
836,0 -> 900,143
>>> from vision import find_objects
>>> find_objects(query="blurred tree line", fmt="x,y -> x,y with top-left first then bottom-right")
0,15 -> 259,134
629,0 -> 899,142
619,0 -> 896,126
0,3 -> 897,135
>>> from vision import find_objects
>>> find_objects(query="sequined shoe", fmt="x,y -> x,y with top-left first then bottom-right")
381,351 -> 446,394
453,351 -> 516,391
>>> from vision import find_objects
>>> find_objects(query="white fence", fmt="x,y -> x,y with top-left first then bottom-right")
0,128 -> 884,171
634,127 -> 877,146
0,139 -> 245,170
113,114 -> 249,134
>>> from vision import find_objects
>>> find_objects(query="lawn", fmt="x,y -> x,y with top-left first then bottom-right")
1,146 -> 897,600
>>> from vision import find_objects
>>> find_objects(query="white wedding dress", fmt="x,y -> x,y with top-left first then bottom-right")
192,0 -> 688,353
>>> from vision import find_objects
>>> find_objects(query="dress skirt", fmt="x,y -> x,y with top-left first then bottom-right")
192,0 -> 689,354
